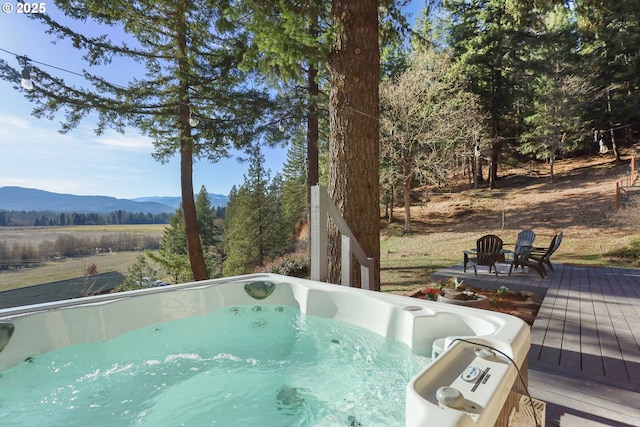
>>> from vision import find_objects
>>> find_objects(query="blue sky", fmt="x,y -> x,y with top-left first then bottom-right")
0,2 -> 424,199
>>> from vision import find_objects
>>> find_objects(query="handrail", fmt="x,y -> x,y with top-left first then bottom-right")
310,185 -> 376,290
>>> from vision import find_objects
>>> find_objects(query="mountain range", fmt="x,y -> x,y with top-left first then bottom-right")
131,195 -> 229,209
0,187 -> 228,214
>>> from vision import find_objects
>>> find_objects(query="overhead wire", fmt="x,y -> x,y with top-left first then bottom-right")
0,46 -> 86,78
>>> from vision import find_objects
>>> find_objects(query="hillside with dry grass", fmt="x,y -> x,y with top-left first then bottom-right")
380,152 -> 639,293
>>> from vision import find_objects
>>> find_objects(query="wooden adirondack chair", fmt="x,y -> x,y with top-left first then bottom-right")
529,232 -> 563,274
516,229 -> 536,247
463,234 -> 503,278
506,229 -> 542,276
508,243 -> 546,278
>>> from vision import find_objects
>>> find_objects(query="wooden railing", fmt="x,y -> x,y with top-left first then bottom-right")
310,185 -> 376,290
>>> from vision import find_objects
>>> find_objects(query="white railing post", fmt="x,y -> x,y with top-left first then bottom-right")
310,185 -> 328,282
341,235 -> 352,287
310,185 -> 376,290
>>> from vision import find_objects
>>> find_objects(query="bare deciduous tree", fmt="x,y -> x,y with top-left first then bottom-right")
380,48 -> 484,233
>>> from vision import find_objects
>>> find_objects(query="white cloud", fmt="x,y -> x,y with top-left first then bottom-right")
0,177 -> 90,195
0,114 -> 31,129
92,130 -> 154,151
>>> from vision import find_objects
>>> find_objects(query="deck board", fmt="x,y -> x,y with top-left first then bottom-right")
431,262 -> 640,426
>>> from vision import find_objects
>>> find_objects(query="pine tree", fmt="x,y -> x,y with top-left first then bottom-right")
520,4 -> 594,182
441,0 -> 541,188
225,0 -> 332,192
195,186 -> 220,247
119,254 -> 159,291
222,147 -> 292,275
150,190 -> 224,282
0,0 -> 276,281
223,185 -> 256,276
574,1 -> 640,154
281,135 -> 308,232
264,173 -> 291,258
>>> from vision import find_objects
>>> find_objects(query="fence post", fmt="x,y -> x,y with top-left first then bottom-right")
615,181 -> 621,213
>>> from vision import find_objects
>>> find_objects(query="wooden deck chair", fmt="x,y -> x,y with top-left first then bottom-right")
464,234 -> 503,278
529,232 -> 563,274
516,229 -> 536,247
508,243 -> 546,278
506,229 -> 539,276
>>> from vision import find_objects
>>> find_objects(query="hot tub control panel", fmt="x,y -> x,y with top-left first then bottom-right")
408,340 -> 518,425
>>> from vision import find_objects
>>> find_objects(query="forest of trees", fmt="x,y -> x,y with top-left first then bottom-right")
0,210 -> 173,227
2,1 -> 639,285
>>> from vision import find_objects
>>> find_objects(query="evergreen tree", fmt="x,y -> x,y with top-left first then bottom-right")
223,147 -> 291,275
520,4 -> 594,182
281,135 -> 308,232
0,0 -> 276,281
441,0 -> 542,188
223,185 -> 256,276
264,173 -> 291,258
225,0 -> 331,193
215,206 -> 226,219
223,148 -> 269,275
161,207 -> 189,256
150,190 -> 224,282
118,253 -> 159,291
195,186 -> 220,247
574,0 -> 640,155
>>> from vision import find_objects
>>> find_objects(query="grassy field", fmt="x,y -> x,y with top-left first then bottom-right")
378,228 -> 637,295
0,224 -> 166,291
1,222 -> 636,294
0,252 -> 144,292
0,224 -> 167,246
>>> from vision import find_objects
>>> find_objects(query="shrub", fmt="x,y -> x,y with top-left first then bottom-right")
255,252 -> 309,278
604,237 -> 640,266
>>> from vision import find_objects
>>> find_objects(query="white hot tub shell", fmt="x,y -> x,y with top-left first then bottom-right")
0,273 -> 531,426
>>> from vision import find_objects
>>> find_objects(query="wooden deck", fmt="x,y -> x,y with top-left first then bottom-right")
432,263 -> 640,427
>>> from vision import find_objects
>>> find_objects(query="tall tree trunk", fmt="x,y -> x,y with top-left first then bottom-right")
607,90 -> 622,162
307,63 -> 320,190
328,0 -> 380,290
489,66 -> 503,189
388,187 -> 394,223
489,146 -> 499,189
403,174 -> 412,234
307,8 -> 320,192
549,147 -> 556,183
177,3 -> 208,281
306,19 -> 320,270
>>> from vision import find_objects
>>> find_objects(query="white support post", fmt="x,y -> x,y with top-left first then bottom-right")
310,185 -> 376,290
310,185 -> 328,282
360,262 -> 371,291
341,235 -> 352,287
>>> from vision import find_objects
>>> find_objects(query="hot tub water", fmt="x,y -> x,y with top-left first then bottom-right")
0,304 -> 429,426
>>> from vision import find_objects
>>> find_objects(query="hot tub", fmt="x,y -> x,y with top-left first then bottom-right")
0,273 -> 530,426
